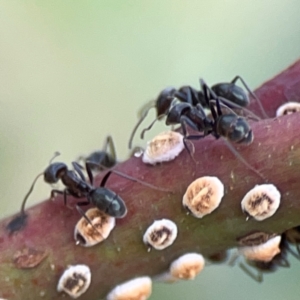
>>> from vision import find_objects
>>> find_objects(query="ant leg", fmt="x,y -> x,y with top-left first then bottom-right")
223,140 -> 267,182
99,169 -> 173,193
76,201 -> 104,239
218,97 -> 261,121
199,79 -> 218,105
209,98 -> 261,121
228,251 -> 239,266
72,162 -> 87,182
85,162 -> 94,186
140,115 -> 163,140
275,255 -> 290,267
128,103 -> 155,149
103,136 -> 117,162
209,99 -> 219,121
179,116 -> 206,160
50,189 -> 64,201
231,76 -> 268,118
239,262 -> 263,283
50,189 -> 72,209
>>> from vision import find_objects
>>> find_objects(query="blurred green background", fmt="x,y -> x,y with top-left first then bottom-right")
1,1 -> 300,299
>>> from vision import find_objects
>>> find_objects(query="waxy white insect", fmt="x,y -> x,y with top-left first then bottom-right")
107,276 -> 152,300
182,176 -> 224,218
143,219 -> 178,250
74,208 -> 116,247
241,184 -> 281,221
142,131 -> 184,164
57,264 -> 91,299
276,102 -> 300,116
239,235 -> 282,262
170,253 -> 205,280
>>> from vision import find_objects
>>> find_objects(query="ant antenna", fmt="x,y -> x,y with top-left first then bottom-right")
128,101 -> 156,149
20,172 -> 44,215
6,171 -> 43,233
231,76 -> 269,119
140,115 -> 163,140
85,161 -> 173,193
49,151 -> 61,164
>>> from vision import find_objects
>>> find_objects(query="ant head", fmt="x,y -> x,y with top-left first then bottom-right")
156,87 -> 176,117
217,114 -> 253,144
211,83 -> 250,107
90,188 -> 127,218
44,162 -> 68,184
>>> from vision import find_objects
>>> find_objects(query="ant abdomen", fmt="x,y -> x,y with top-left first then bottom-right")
211,83 -> 250,107
216,114 -> 253,145
90,188 -> 127,218
85,151 -> 116,172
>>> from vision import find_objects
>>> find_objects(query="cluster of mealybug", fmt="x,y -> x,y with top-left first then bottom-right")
6,74 -> 300,299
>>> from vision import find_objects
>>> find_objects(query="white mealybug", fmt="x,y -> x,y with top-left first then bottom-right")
239,235 -> 282,262
276,102 -> 300,116
74,208 -> 116,247
107,276 -> 152,300
241,184 -> 281,221
142,131 -> 184,165
182,176 -> 224,218
170,253 -> 205,280
57,264 -> 91,299
143,219 -> 178,250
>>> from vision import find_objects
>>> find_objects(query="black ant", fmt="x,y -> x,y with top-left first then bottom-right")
239,233 -> 299,282
78,136 -> 117,172
133,76 -> 264,147
44,159 -> 171,222
138,79 -> 266,179
7,153 -> 171,233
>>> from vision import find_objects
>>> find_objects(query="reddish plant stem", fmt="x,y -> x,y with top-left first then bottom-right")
1,60 -> 300,300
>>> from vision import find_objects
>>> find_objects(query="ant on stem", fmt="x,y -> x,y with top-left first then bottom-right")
129,76 -> 266,148
7,153 -> 171,233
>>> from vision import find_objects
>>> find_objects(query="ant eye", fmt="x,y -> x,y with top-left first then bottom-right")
142,131 -> 184,165
276,102 -> 300,116
183,176 -> 224,218
143,219 -> 178,250
170,253 -> 205,280
241,184 -> 281,221
57,264 -> 91,298
74,208 -> 115,247
107,277 -> 152,300
238,235 -> 282,262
